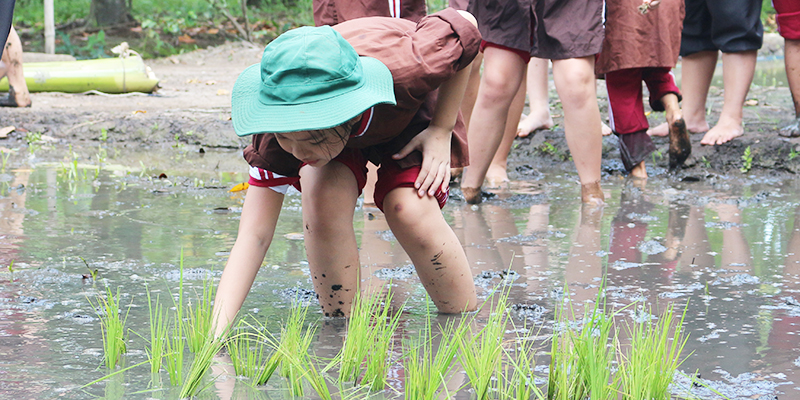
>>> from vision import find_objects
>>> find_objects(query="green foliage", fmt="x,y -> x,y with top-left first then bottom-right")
56,30 -> 108,59
145,289 -> 169,375
741,146 -> 753,173
789,147 -> 798,161
88,287 -> 130,369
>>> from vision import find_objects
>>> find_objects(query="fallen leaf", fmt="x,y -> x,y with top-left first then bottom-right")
130,26 -> 142,33
0,126 -> 14,139
132,110 -> 147,114
744,99 -> 759,106
168,56 -> 180,64
186,78 -> 200,84
0,146 -> 14,153
205,80 -> 217,85
230,182 -> 249,192
216,89 -> 230,96
178,34 -> 196,44
207,28 -> 219,34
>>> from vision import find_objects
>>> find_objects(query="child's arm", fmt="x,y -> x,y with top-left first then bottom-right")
211,185 -> 284,338
392,60 -> 473,197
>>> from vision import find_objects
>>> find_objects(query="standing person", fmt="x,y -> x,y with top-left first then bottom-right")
679,0 -> 763,145
0,0 -> 29,107
774,0 -> 800,137
211,9 -> 481,337
460,0 -> 605,205
597,0 -> 691,177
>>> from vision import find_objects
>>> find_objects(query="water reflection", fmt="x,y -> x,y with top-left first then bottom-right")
0,154 -> 799,398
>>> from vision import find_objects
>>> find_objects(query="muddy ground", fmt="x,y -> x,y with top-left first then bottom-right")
0,41 -> 798,180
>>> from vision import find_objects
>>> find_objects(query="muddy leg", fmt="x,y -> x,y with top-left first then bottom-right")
300,162 -> 360,317
662,93 -> 690,169
779,39 -> 800,137
382,187 -> 477,313
552,56 -> 604,205
486,78 -> 525,188
0,27 -> 31,108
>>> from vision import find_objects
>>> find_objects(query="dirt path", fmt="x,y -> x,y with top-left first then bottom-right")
1,41 -> 798,179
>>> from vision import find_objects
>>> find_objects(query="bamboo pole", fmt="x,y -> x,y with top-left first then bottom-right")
43,0 -> 55,54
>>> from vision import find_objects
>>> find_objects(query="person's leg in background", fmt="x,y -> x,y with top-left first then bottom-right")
0,26 -> 30,107
773,0 -> 800,137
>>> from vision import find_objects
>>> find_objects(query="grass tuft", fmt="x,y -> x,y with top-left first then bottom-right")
89,287 -> 130,369
145,288 -> 169,375
186,273 -> 215,353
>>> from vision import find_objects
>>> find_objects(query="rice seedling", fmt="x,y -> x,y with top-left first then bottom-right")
403,301 -> 469,400
163,317 -> 185,386
546,303 -> 584,400
226,318 -> 280,385
187,273 -> 215,353
570,297 -> 617,400
179,334 -> 227,398
337,289 -> 376,383
361,288 -> 403,391
498,329 -> 545,400
457,286 -> 512,399
88,287 -> 130,369
7,259 -> 14,282
145,288 -> 169,375
275,302 -> 316,396
617,301 -> 691,400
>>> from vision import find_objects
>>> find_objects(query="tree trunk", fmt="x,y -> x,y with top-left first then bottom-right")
90,0 -> 133,27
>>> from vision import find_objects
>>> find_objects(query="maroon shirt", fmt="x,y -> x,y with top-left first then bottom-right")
243,8 -> 481,178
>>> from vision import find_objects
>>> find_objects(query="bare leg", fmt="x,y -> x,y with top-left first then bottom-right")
382,187 -> 477,313
460,47 -> 527,203
0,27 -> 31,108
700,50 -> 757,145
552,56 -> 604,205
631,161 -> 647,179
451,52 -> 484,179
517,58 -> 553,137
680,50 -> 717,133
301,162 -> 361,317
780,39 -> 800,137
486,79 -> 525,187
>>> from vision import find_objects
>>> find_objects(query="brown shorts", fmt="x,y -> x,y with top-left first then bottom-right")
469,0 -> 604,60
313,0 -> 427,26
448,0 -> 470,11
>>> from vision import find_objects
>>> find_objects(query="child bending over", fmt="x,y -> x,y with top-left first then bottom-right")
211,8 -> 481,336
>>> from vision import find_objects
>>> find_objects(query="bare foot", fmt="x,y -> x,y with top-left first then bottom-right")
580,180 -> 605,206
462,186 -> 483,204
700,117 -> 743,145
517,111 -> 554,138
485,163 -> 509,188
685,118 -> 710,134
779,118 -> 800,138
647,122 -> 669,137
630,161 -> 648,179
601,122 -> 612,136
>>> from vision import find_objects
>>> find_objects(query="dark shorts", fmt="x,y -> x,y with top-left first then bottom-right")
774,0 -> 800,40
448,0 -> 469,11
680,0 -> 763,56
313,0 -> 426,26
469,0 -> 603,60
0,0 -> 15,60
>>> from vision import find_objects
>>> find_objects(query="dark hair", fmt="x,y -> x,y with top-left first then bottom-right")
305,118 -> 359,158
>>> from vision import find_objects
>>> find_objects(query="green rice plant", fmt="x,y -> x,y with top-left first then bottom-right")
226,318 -> 280,385
547,305 -> 585,400
163,317 -> 186,386
741,145 -> 753,173
571,306 -> 617,400
498,330 -> 545,400
617,302 -> 691,400
403,301 -> 469,400
275,302 -> 316,396
361,288 -> 404,391
337,289 -> 376,383
179,334 -> 227,398
457,286 -> 512,399
145,289 -> 169,375
7,259 -> 14,282
187,273 -> 216,353
88,287 -> 130,369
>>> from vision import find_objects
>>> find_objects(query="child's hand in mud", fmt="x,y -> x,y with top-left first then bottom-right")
392,125 -> 452,198
638,0 -> 660,14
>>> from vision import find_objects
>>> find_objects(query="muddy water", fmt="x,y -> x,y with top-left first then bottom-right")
0,143 -> 798,399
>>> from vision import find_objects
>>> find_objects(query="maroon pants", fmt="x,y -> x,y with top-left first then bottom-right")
606,67 -> 681,135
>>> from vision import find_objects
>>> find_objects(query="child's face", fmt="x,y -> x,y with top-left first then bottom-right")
273,117 -> 359,167
274,126 -> 350,167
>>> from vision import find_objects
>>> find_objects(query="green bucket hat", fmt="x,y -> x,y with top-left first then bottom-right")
231,25 -> 396,136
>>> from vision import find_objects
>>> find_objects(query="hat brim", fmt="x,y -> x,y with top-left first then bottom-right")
231,56 -> 396,136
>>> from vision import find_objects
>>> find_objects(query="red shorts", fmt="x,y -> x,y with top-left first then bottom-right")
248,147 -> 448,212
480,40 -> 531,63
774,0 -> 800,40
